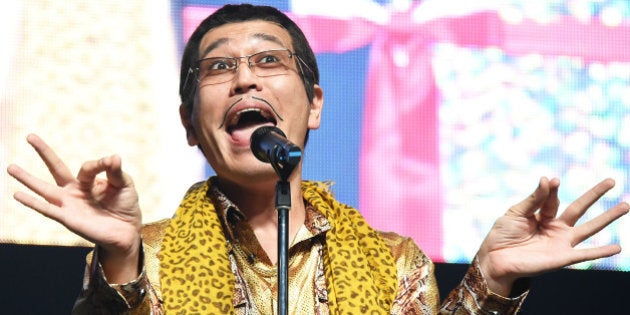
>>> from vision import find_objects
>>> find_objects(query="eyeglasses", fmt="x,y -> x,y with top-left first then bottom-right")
187,48 -> 310,86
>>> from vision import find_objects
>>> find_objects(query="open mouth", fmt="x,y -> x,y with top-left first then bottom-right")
226,108 -> 277,134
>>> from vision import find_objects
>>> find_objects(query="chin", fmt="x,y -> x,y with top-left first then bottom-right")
221,163 -> 277,182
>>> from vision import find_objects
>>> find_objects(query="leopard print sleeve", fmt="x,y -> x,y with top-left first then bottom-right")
71,244 -> 159,315
380,232 -> 528,315
440,256 -> 529,315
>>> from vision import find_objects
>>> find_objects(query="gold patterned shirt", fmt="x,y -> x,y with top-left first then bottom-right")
73,182 -> 528,314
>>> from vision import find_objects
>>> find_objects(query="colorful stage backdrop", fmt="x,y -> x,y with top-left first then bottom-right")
2,0 -> 630,271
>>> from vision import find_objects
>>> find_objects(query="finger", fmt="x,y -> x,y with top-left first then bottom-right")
76,155 -> 132,191
12,191 -> 67,222
26,134 -> 74,186
567,244 -> 622,266
76,156 -> 111,189
7,164 -> 64,205
103,155 -> 132,189
572,202 -> 629,246
558,178 -> 616,226
539,178 -> 561,219
506,177 -> 551,217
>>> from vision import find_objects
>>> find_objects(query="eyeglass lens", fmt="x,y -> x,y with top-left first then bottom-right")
197,49 -> 294,85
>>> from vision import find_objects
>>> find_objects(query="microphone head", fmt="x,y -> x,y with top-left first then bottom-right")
250,126 -> 302,179
250,126 -> 286,163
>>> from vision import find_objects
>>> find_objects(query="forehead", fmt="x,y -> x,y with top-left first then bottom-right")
198,20 -> 293,57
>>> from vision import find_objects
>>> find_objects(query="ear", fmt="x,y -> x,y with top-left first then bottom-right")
307,84 -> 324,130
179,104 -> 199,146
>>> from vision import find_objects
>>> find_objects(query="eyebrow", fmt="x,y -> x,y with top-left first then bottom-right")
200,33 -> 288,58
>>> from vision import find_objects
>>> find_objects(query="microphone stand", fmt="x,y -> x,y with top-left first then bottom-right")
275,178 -> 291,315
268,146 -> 300,315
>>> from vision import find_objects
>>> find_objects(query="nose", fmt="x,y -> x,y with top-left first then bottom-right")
230,58 -> 262,95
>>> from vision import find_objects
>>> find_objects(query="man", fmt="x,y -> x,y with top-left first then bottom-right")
7,4 -> 628,314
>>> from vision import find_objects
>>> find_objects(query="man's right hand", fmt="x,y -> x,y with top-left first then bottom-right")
7,134 -> 143,284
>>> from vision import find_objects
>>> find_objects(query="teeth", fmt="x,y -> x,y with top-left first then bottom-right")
229,107 -> 274,126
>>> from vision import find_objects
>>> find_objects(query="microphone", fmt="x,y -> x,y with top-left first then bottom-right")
250,126 -> 302,168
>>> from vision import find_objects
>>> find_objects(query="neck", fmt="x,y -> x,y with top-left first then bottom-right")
215,168 -> 306,264
217,168 -> 304,214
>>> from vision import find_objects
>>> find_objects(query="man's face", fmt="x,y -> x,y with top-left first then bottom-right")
181,20 -> 323,185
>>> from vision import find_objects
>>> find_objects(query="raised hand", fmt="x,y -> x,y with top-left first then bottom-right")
477,177 -> 629,296
7,134 -> 143,283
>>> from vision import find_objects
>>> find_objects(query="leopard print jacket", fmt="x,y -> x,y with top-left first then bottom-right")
72,188 -> 528,314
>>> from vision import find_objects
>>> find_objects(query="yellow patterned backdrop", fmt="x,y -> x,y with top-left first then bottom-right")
1,0 -> 206,246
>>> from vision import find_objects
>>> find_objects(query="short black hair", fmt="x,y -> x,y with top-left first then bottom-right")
179,4 -> 320,110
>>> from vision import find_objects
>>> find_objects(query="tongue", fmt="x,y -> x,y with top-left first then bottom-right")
230,123 -> 274,147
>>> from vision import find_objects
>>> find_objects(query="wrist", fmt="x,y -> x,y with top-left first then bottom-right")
478,252 -> 517,297
99,236 -> 142,284
484,274 -> 515,297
